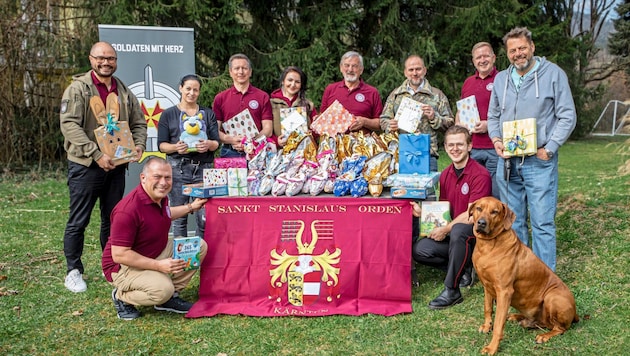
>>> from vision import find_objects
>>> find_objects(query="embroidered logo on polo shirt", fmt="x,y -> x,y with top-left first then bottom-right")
461,183 -> 470,195
355,93 -> 365,102
249,100 -> 260,110
486,83 -> 494,92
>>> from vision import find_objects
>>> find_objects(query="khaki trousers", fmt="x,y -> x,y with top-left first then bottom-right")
111,237 -> 208,306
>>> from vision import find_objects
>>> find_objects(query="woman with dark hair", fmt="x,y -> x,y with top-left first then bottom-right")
157,74 -> 220,238
270,66 -> 317,146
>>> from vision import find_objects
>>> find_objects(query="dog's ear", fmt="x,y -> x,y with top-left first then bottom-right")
468,200 -> 478,218
502,202 -> 516,230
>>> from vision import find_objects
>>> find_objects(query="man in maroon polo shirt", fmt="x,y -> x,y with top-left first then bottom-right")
213,53 -> 274,157
319,51 -> 383,134
102,156 -> 207,320
411,125 -> 491,310
457,42 -> 499,198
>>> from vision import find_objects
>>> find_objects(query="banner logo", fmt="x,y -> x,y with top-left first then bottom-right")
269,220 -> 341,306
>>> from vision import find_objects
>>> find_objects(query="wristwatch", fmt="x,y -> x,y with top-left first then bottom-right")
545,149 -> 554,159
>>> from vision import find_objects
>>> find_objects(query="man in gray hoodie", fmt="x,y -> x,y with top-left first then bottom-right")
487,27 -> 576,272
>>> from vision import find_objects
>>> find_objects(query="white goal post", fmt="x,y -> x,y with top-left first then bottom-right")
590,100 -> 630,136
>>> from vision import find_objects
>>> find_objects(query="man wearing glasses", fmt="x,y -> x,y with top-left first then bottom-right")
60,41 -> 146,293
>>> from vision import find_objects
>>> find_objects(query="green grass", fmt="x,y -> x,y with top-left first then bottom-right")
1,136 -> 629,355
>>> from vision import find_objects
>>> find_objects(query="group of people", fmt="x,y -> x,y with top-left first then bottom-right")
59,25 -> 576,319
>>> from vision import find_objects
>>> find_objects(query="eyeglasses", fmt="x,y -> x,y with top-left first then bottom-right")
90,55 -> 117,62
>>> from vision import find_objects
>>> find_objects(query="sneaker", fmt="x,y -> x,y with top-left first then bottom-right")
112,288 -> 141,320
64,269 -> 87,293
154,294 -> 194,314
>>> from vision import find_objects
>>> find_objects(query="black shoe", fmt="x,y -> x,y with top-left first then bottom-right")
112,288 -> 140,320
428,287 -> 463,310
154,294 -> 194,314
459,267 -> 476,288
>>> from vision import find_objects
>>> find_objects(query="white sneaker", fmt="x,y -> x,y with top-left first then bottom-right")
64,269 -> 87,293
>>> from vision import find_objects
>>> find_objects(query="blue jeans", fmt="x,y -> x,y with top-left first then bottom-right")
220,145 -> 246,158
471,148 -> 499,199
167,157 -> 212,238
496,154 -> 558,271
63,161 -> 126,273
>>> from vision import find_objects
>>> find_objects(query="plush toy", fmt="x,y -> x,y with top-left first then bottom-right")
179,113 -> 208,152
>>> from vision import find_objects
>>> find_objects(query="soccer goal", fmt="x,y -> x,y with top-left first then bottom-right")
591,100 -> 630,136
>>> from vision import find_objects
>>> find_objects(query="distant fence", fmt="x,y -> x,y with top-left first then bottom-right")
590,100 -> 630,136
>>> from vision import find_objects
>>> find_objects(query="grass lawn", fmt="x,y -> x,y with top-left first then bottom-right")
1,136 -> 628,355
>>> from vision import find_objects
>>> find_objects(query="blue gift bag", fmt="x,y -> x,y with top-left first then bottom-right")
398,133 -> 430,174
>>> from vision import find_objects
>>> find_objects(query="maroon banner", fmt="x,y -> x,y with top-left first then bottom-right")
187,196 -> 412,317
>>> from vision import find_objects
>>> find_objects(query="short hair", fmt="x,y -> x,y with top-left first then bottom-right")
404,54 -> 425,68
179,74 -> 201,87
471,42 -> 494,56
142,156 -> 169,174
340,51 -> 363,68
502,27 -> 533,46
228,53 -> 252,70
445,125 -> 472,144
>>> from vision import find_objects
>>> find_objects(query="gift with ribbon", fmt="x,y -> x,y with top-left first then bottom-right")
91,93 -> 136,166
227,167 -> 248,196
502,118 -> 537,157
398,133 -> 430,174
214,157 -> 247,169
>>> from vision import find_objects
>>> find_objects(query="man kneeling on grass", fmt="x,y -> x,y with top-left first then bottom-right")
101,156 -> 207,320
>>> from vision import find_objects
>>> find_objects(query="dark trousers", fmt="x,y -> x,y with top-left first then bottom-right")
63,161 -> 126,274
412,223 -> 475,289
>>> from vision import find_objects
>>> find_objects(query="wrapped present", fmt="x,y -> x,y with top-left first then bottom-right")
182,183 -> 228,198
394,97 -> 423,133
384,172 -> 440,189
222,108 -> 260,138
456,95 -> 480,131
502,118 -> 537,157
214,157 -> 247,169
280,107 -> 309,136
227,168 -> 248,196
91,94 -> 136,166
311,100 -> 355,136
398,133 -> 430,174
390,186 -> 435,200
203,169 -> 228,186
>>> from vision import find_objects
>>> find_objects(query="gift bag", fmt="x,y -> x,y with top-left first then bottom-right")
398,133 -> 430,174
91,94 -> 136,166
227,168 -> 248,196
502,118 -> 537,157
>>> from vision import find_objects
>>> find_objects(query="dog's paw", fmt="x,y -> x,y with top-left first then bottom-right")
481,345 -> 498,355
478,323 -> 492,333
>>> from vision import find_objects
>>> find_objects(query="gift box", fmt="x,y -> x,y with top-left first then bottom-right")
222,108 -> 260,138
398,133 -> 430,174
456,95 -> 480,132
390,186 -> 435,200
384,172 -> 440,189
311,100 -> 355,136
280,107 -> 309,136
502,118 -> 537,157
227,168 -> 248,196
394,97 -> 423,133
182,183 -> 228,198
203,168 -> 228,186
214,157 -> 247,169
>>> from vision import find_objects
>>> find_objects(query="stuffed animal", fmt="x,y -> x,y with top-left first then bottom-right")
180,113 -> 208,152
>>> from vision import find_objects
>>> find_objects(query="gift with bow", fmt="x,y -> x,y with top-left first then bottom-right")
398,133 -> 430,174
91,93 -> 136,166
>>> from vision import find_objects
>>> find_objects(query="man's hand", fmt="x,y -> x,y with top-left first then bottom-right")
96,154 -> 116,171
349,116 -> 368,131
388,119 -> 399,132
472,120 -> 488,134
428,226 -> 448,241
157,258 -> 188,274
410,201 -> 421,217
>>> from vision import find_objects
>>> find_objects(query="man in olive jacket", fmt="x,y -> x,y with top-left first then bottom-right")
60,41 -> 147,293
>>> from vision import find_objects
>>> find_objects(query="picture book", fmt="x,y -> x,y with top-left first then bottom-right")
419,201 -> 451,237
394,97 -> 423,133
456,95 -> 480,131
173,236 -> 202,271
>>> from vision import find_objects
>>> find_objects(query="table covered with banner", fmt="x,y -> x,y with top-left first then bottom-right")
186,196 -> 413,318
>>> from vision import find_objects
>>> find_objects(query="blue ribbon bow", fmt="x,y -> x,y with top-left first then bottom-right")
405,150 -> 424,164
104,113 -> 120,136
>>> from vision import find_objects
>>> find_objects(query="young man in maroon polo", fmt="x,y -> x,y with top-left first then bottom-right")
319,51 -> 383,134
411,125 -> 491,309
102,156 -> 207,320
213,53 -> 274,157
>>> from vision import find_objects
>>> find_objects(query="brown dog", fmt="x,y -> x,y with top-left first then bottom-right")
469,197 -> 578,355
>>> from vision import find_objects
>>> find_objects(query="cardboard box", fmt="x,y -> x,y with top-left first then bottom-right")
384,172 -> 440,189
390,186 -> 435,199
182,183 -> 228,198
